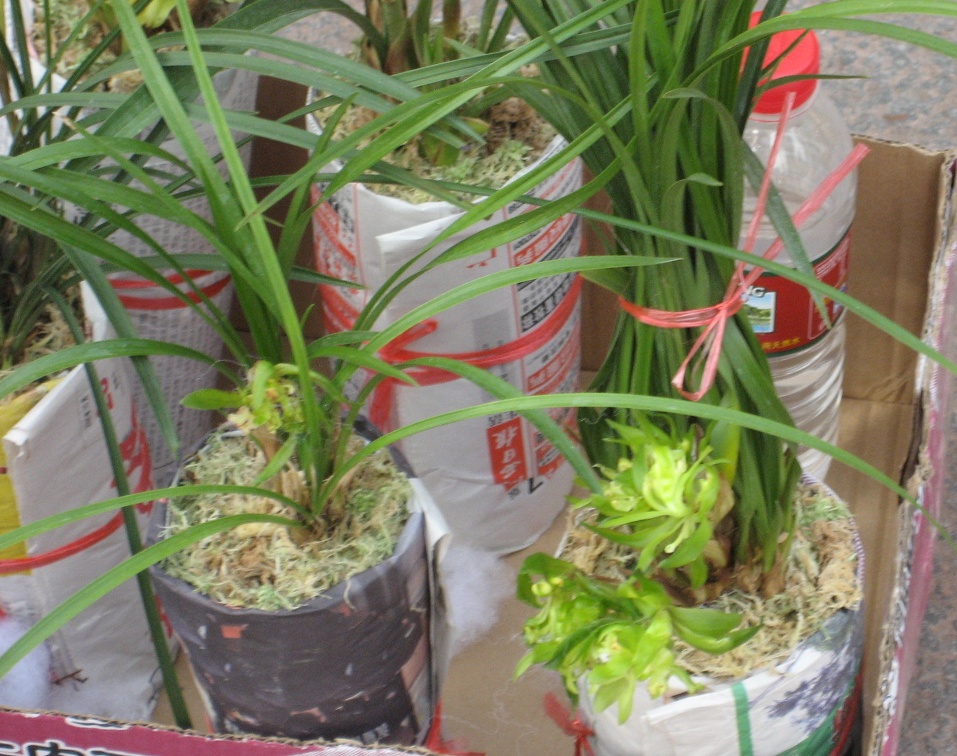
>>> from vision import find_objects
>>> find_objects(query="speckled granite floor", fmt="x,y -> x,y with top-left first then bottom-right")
280,3 -> 957,752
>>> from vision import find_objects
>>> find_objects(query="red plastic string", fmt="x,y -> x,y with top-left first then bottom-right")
828,671 -> 863,755
423,701 -> 486,756
111,270 -> 231,311
620,94 -> 869,400
544,693 -> 595,756
368,275 -> 582,431
0,409 -> 153,575
110,269 -> 212,289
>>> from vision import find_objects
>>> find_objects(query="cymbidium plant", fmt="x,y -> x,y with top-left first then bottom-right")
0,0 -> 321,725
394,0 -> 957,722
517,416 -> 755,721
0,0 -> 120,372
321,0 -> 529,167
0,0 -> 589,548
517,554 -> 758,721
576,418 -> 733,587
0,0 -> 205,368
357,0 -> 506,76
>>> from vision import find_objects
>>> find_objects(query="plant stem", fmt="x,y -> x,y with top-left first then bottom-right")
59,296 -> 192,730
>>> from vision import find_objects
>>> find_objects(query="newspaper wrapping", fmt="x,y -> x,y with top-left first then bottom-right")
148,421 -> 452,744
0,285 -> 171,722
577,494 -> 865,756
312,135 -> 583,553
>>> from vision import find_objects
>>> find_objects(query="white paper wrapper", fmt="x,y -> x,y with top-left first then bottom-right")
0,285 -> 172,722
312,134 -> 584,553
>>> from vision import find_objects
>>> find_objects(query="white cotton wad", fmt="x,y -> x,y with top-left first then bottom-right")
443,544 -> 515,655
0,614 -> 52,710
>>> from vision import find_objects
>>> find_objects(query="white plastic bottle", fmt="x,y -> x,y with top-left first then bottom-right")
741,20 -> 856,480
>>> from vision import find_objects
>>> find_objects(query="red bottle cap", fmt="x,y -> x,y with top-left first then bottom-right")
748,12 -> 820,115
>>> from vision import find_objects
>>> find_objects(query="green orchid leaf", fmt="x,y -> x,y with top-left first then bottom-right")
615,677 -> 638,724
675,620 -> 761,656
685,556 -> 709,590
254,434 -> 300,486
671,606 -> 749,638
181,388 -> 242,411
314,346 -> 417,387
514,650 -> 539,680
592,677 -> 630,716
658,520 -> 714,570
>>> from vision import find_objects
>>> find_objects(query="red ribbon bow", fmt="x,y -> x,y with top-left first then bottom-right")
619,94 -> 869,401
544,692 -> 595,756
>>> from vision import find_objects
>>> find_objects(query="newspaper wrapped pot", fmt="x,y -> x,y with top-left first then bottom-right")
0,285 -> 169,721
576,481 -> 865,756
311,122 -> 583,553
147,423 -> 451,745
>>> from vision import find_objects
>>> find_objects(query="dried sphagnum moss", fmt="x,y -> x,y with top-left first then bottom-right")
678,485 -> 860,680
1,292 -> 81,402
30,0 -> 233,91
560,481 -> 861,682
320,96 -> 557,205
160,430 -> 412,611
314,21 -> 557,206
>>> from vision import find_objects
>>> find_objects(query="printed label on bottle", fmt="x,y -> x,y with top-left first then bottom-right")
745,233 -> 851,355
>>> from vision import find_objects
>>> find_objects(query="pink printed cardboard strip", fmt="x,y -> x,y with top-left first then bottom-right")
0,709 -> 435,756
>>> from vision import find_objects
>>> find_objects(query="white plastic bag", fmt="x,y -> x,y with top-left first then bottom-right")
0,287 -> 171,721
312,137 -> 583,553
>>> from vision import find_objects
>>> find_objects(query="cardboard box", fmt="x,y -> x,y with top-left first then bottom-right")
1,138 -> 954,755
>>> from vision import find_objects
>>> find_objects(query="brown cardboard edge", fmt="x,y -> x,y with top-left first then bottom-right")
866,141 -> 957,755
834,135 -> 956,755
